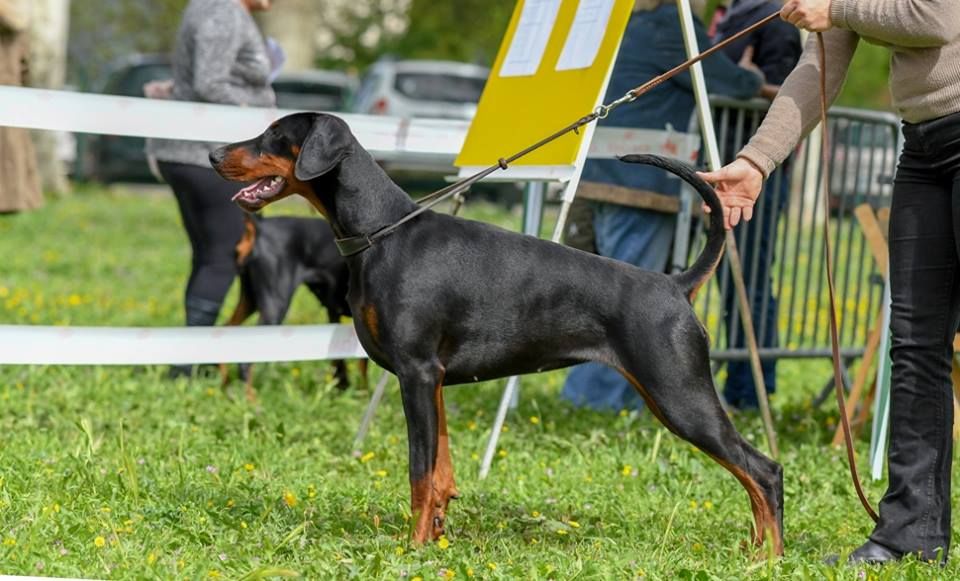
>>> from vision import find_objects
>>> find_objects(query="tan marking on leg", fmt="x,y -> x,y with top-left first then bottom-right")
410,475 -> 435,544
432,382 -> 459,539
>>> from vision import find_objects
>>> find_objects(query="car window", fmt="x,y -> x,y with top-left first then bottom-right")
393,73 -> 486,104
273,81 -> 350,112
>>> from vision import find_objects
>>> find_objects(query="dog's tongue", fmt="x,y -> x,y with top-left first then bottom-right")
232,177 -> 273,202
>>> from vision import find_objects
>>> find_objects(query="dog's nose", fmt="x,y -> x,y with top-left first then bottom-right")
209,148 -> 226,167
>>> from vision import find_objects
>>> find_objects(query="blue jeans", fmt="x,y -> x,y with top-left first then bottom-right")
561,202 -> 675,412
721,168 -> 790,409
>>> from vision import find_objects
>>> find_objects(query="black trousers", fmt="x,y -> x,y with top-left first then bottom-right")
871,110 -> 960,561
158,161 -> 245,320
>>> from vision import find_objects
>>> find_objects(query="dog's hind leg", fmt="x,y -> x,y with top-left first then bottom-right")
616,343 -> 784,556
398,360 -> 457,544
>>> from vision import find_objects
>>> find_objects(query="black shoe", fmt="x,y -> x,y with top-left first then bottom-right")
166,295 -> 223,380
825,540 -> 902,566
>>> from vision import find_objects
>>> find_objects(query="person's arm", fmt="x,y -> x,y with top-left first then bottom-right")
192,10 -> 250,105
831,0 -> 960,48
738,28 -> 859,177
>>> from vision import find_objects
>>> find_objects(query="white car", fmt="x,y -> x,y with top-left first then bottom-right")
351,59 -> 489,120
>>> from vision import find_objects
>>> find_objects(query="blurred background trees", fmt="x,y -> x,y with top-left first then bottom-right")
65,0 -> 891,109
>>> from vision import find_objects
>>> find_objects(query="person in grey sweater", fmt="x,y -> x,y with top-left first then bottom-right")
147,0 -> 277,378
701,0 -> 960,566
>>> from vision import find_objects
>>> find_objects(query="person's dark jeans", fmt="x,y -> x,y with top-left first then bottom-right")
722,165 -> 790,409
869,110 -> 960,562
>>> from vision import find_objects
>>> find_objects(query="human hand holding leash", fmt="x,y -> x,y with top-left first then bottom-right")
697,157 -> 764,230
781,0 -> 833,32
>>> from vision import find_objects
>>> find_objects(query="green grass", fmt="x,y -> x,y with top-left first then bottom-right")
0,187 -> 954,579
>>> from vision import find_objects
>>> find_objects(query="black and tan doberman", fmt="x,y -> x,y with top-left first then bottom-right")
210,112 -> 784,554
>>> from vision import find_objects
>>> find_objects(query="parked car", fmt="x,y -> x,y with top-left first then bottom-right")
351,58 -> 489,120
78,54 -> 356,183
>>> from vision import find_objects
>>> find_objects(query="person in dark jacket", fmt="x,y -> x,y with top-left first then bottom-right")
713,0 -> 801,410
561,0 -> 764,413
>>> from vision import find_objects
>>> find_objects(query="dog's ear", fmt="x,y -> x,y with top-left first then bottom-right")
294,115 -> 354,181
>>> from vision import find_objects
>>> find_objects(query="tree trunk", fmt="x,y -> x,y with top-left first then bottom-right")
28,0 -> 71,196
255,0 -> 322,72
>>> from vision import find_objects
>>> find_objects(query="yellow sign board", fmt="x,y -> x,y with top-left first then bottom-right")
456,0 -> 634,168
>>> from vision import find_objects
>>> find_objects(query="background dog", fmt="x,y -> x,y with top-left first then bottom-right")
220,213 -> 367,400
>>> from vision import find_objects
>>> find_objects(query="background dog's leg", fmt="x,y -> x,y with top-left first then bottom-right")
617,353 -> 784,556
221,284 -> 256,391
398,362 -> 445,544
358,358 -> 369,391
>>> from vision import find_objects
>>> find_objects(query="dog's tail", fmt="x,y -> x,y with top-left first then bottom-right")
618,154 -> 725,301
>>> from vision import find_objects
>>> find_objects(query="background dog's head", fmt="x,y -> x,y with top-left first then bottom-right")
210,112 -> 354,214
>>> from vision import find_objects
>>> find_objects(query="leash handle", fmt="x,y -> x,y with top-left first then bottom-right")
817,32 -> 880,523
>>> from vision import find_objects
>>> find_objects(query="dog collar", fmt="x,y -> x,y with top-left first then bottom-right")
335,234 -> 375,257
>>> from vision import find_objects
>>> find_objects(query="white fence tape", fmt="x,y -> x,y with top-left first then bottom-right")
0,324 -> 367,365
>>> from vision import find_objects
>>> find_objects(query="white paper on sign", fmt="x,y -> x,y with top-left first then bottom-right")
556,0 -> 616,71
499,0 -> 562,78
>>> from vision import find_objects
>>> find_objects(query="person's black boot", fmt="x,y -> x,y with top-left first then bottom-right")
167,295 -> 222,379
847,540 -> 902,565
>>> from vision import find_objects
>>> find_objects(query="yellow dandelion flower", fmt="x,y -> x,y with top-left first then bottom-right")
487,562 -> 498,571
394,546 -> 404,556
240,521 -> 248,529
689,500 -> 698,510
703,500 -> 713,510
531,510 -> 540,518
283,491 -> 298,508
208,570 -> 221,578
437,535 -> 450,550
68,294 -> 82,306
568,520 -> 580,528
466,567 -> 474,577
501,425 -> 509,433
470,453 -> 479,461
467,421 -> 477,431
619,409 -> 629,417
291,367 -> 301,378
308,485 -> 317,499
497,449 -> 507,458
244,463 -> 255,472
53,503 -> 60,513
374,469 -> 388,478
529,416 -> 540,425
444,570 -> 456,580
412,577 -> 423,581
2,537 -> 15,547
360,451 -> 376,463
94,536 -> 106,548
621,465 -> 632,476
693,542 -> 704,552
147,552 -> 157,565
226,499 -> 235,508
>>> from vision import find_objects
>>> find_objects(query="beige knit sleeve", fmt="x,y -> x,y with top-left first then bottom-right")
738,29 -> 860,177
831,0 -> 960,48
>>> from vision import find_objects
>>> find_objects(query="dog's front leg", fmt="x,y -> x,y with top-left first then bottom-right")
398,362 -> 449,543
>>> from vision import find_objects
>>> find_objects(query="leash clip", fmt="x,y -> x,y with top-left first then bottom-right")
594,104 -> 610,120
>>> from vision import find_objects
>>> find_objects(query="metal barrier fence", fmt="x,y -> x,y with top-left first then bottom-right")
674,96 -> 901,372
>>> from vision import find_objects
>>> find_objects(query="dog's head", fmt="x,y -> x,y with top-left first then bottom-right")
210,112 -> 354,213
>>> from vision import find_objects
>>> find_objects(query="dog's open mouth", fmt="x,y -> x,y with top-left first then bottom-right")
232,176 -> 286,208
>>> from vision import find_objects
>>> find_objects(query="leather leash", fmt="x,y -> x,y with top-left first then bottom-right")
334,11 -> 781,257
816,32 -> 879,522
